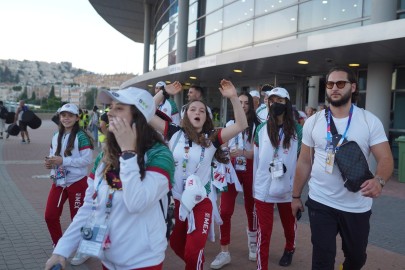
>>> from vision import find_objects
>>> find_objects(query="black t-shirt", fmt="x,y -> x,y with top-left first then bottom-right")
100,112 -> 108,124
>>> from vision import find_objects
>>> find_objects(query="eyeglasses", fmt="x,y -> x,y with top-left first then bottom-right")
326,81 -> 351,89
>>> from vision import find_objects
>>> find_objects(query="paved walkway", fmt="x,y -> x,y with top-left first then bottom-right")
0,120 -> 404,269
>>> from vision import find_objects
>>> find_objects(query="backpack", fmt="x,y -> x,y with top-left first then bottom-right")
159,190 -> 175,241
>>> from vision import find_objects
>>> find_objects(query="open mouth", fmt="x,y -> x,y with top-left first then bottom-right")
194,117 -> 201,122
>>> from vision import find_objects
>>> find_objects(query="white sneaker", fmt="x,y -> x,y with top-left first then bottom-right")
248,243 -> 257,261
70,252 -> 90,265
210,251 -> 231,269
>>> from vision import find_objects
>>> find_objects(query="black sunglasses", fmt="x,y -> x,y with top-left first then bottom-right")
326,81 -> 351,89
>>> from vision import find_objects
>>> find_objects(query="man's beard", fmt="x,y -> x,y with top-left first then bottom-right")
326,90 -> 352,107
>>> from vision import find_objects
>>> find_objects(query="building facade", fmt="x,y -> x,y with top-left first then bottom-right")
89,0 -> 405,170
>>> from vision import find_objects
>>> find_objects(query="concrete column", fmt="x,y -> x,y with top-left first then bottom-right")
365,63 -> 393,173
370,0 -> 396,24
308,76 -> 320,109
177,0 -> 189,63
143,3 -> 151,73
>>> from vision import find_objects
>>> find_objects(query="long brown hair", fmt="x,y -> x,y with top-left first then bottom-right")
103,105 -> 166,179
266,98 -> 296,149
55,120 -> 93,157
181,99 -> 219,148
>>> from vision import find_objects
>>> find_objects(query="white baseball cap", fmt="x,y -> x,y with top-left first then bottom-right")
97,87 -> 156,123
267,87 -> 290,100
155,81 -> 166,88
249,90 -> 260,98
180,174 -> 207,217
59,103 -> 79,115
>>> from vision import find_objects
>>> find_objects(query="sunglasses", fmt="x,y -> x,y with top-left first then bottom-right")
326,81 -> 351,89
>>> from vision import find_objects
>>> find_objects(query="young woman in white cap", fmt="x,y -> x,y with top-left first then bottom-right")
210,91 -> 261,269
44,103 -> 94,250
150,79 -> 248,270
253,87 -> 302,269
45,88 -> 175,270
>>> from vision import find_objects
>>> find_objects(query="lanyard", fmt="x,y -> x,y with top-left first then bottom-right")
182,134 -> 205,183
273,128 -> 284,158
234,130 -> 246,150
326,104 -> 353,150
91,170 -> 116,219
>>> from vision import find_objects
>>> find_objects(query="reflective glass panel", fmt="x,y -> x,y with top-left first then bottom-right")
156,23 -> 170,48
188,22 -> 198,43
299,0 -> 363,31
204,32 -> 222,55
254,6 -> 298,42
223,0 -> 254,28
222,20 -> 253,51
205,9 -> 223,35
156,39 -> 169,63
206,0 -> 224,14
187,40 -> 197,60
189,2 -> 198,23
156,55 -> 169,69
255,0 -> 298,16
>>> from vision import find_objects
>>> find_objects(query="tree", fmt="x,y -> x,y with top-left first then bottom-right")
19,86 -> 28,100
49,85 -> 56,98
84,87 -> 98,109
31,91 -> 36,100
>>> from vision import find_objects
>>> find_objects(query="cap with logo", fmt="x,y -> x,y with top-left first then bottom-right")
59,103 -> 79,115
266,87 -> 290,100
179,174 -> 207,220
155,81 -> 166,88
97,87 -> 156,123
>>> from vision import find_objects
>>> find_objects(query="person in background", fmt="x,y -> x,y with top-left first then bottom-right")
78,109 -> 89,130
253,87 -> 302,269
89,105 -> 99,144
14,100 -> 31,144
181,84 -> 213,119
0,100 -> 8,139
150,79 -> 248,270
249,90 -> 261,111
45,88 -> 174,270
43,103 -> 94,265
305,106 -> 316,118
256,84 -> 273,123
292,66 -> 393,269
210,92 -> 261,269
98,106 -> 110,149
155,81 -> 180,125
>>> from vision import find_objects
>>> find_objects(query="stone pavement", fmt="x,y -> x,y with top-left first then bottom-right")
0,120 -> 404,270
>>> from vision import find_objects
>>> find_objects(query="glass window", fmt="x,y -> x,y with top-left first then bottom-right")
399,0 -> 405,9
299,0 -> 363,31
223,0 -> 254,28
156,40 -> 169,63
363,0 -> 371,17
156,23 -> 170,48
298,22 -> 361,37
357,70 -> 367,91
188,22 -> 198,43
189,2 -> 198,23
169,32 -> 177,54
187,40 -> 197,60
168,50 -> 177,66
255,0 -> 298,16
205,9 -> 223,35
222,20 -> 253,51
206,0 -> 224,14
204,32 -> 222,55
156,55 -> 169,70
254,6 -> 298,42
396,67 -> 405,89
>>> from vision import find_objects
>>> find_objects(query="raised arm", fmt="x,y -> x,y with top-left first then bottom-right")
219,79 -> 248,143
150,81 -> 182,134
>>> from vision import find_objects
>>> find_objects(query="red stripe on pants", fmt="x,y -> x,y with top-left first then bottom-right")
170,198 -> 213,270
44,176 -> 87,246
255,199 -> 296,270
102,262 -> 163,270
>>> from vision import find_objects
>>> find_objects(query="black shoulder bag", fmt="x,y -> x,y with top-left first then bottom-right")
326,109 -> 374,192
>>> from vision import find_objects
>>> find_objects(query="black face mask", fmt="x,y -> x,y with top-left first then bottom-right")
270,102 -> 286,116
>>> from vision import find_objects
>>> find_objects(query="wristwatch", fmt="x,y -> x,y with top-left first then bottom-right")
375,176 -> 386,188
121,152 -> 136,160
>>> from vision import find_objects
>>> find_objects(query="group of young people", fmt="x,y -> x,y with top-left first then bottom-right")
43,66 -> 393,270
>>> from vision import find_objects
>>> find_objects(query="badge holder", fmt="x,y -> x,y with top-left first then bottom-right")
50,166 -> 68,186
76,220 -> 110,259
270,158 -> 284,179
234,156 -> 247,171
325,146 -> 335,174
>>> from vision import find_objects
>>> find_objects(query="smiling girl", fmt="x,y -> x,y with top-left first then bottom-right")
44,103 -> 94,250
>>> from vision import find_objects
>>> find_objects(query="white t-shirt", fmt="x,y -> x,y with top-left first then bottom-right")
157,99 -> 180,125
303,106 -> 388,213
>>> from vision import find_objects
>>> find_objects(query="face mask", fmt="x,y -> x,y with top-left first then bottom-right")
270,102 -> 286,116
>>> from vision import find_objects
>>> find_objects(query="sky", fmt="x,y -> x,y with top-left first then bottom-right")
0,0 -> 144,75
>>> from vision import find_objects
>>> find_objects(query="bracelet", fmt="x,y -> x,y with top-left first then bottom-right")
162,89 -> 170,99
292,195 -> 301,199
